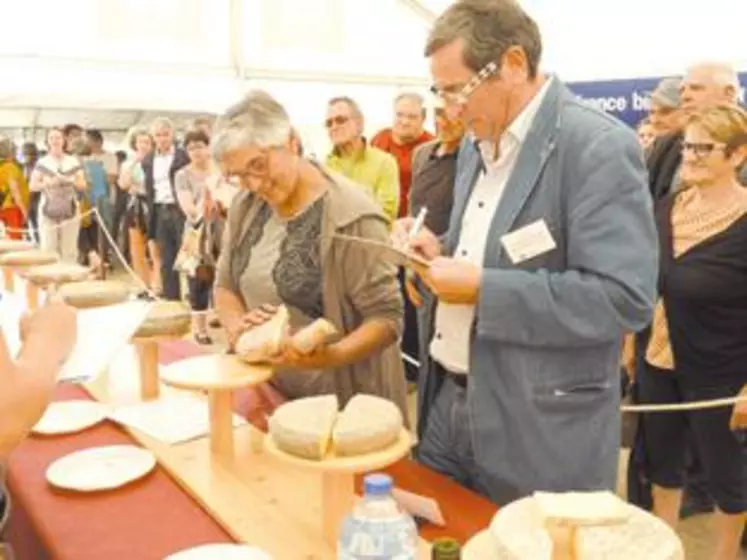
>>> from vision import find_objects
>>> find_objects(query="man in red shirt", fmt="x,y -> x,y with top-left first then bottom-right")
372,93 -> 435,382
371,93 -> 434,219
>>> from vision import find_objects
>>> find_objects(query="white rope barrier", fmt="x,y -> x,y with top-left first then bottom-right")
621,394 -> 747,413
4,212 -> 745,414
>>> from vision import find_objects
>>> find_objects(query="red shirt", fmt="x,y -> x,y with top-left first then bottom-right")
371,128 -> 434,218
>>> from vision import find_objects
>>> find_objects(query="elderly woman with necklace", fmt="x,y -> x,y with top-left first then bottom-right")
211,90 -> 407,417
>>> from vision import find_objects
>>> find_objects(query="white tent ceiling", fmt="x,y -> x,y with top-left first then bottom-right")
0,0 -> 745,153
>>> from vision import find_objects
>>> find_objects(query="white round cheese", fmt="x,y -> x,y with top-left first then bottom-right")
332,394 -> 403,457
268,395 -> 339,460
489,494 -> 684,560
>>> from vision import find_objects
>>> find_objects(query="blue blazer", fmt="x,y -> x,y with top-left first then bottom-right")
416,78 -> 658,505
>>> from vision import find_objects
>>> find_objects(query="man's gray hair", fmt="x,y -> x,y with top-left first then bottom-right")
424,0 -> 542,79
394,92 -> 427,118
328,96 -> 363,119
212,90 -> 292,160
686,62 -> 742,102
150,116 -> 174,133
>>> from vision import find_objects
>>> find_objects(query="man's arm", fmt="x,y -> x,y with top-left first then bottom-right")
476,127 -> 658,348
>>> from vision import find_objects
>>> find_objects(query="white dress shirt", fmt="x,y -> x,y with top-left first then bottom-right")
430,78 -> 553,374
153,149 -> 175,204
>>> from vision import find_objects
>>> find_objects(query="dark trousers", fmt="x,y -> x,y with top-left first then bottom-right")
399,268 -> 420,381
111,188 -> 130,262
155,204 -> 184,301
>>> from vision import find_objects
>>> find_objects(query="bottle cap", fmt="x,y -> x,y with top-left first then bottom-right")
431,537 -> 461,559
363,473 -> 393,496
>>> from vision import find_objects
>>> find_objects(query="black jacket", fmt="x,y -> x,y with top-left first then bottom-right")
141,148 -> 190,239
646,132 -> 683,201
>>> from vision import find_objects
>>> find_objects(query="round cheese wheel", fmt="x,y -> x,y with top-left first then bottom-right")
22,262 -> 91,286
56,280 -> 131,309
0,239 -> 37,254
134,300 -> 192,339
0,249 -> 58,267
488,495 -> 683,560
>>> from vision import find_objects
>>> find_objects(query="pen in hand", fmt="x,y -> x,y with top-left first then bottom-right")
404,207 -> 428,253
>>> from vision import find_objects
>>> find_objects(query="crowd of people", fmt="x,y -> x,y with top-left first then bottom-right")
2,0 -> 747,558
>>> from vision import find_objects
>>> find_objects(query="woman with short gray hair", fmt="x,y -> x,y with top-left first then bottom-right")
212,90 -> 408,417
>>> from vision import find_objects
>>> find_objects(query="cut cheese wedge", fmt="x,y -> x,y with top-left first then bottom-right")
290,318 -> 337,355
268,395 -> 339,460
268,394 -> 404,461
535,491 -> 630,528
235,305 -> 290,363
332,394 -> 403,457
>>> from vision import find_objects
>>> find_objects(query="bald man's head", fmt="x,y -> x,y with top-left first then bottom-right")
681,62 -> 741,113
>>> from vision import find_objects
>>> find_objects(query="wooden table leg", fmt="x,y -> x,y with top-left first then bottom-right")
208,390 -> 234,459
321,471 -> 355,547
136,340 -> 160,401
26,282 -> 40,310
2,268 -> 14,292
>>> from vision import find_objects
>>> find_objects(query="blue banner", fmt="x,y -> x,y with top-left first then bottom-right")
566,74 -> 747,127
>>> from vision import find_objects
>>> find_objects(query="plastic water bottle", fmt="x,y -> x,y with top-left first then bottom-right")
338,473 -> 419,559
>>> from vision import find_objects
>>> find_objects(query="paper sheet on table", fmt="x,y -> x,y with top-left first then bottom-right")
392,488 -> 446,526
109,393 -> 247,445
58,301 -> 153,383
332,234 -> 430,270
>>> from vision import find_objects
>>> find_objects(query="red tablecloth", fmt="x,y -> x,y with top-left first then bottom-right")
6,340 -> 497,559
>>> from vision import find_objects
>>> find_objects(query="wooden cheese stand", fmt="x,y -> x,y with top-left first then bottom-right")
4,266 -> 434,559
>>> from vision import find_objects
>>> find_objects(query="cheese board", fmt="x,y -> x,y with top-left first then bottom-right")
160,354 -> 273,458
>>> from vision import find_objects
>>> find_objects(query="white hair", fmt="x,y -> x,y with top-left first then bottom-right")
150,116 -> 174,133
212,90 -> 292,160
686,62 -> 741,101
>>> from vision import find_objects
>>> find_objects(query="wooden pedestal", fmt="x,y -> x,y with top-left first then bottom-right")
25,281 -> 40,309
3,267 -> 14,292
160,354 -> 273,462
265,428 -> 414,548
135,339 -> 161,401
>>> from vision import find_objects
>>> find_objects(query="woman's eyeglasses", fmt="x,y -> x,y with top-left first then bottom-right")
682,142 -> 726,158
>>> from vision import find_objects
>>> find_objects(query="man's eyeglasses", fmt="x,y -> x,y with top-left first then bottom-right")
325,115 -> 350,128
682,142 -> 725,158
429,61 -> 499,105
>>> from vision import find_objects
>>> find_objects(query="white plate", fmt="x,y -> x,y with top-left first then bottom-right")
164,544 -> 273,560
46,445 -> 156,492
32,400 -> 108,435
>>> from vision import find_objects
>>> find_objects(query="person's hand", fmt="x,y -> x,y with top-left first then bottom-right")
730,385 -> 747,431
224,304 -> 278,348
422,257 -> 482,304
266,338 -> 343,371
405,270 -> 422,308
391,218 -> 441,261
20,301 -> 77,364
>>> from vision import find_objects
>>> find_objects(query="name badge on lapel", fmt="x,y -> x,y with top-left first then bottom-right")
500,219 -> 556,264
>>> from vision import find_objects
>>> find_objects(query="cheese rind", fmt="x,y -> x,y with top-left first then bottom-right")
268,395 -> 339,460
332,395 -> 403,457
290,318 -> 337,355
235,306 -> 290,363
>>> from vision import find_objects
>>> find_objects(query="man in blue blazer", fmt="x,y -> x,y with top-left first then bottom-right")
396,0 -> 658,505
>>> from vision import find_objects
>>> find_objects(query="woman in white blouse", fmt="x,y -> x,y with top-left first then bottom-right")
29,128 -> 87,261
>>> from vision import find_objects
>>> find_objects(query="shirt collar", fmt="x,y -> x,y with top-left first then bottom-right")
476,76 -> 554,166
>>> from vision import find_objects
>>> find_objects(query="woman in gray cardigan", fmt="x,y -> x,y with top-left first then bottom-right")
211,90 -> 408,419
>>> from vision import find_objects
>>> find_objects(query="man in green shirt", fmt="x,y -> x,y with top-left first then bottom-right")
325,97 -> 400,222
